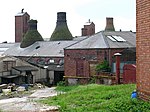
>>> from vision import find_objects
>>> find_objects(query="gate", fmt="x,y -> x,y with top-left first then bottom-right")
123,64 -> 136,84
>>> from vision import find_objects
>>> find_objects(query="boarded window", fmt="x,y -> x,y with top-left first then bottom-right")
90,64 -> 97,76
76,60 -> 84,77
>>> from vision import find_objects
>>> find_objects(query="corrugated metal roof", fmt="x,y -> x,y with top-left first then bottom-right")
65,33 -> 108,49
12,66 -> 38,72
3,41 -> 78,57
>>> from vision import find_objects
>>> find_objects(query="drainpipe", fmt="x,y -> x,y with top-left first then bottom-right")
114,53 -> 122,84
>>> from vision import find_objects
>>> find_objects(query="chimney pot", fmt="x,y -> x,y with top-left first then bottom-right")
57,12 -> 66,23
28,19 -> 37,30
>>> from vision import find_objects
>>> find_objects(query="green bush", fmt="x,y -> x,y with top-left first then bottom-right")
96,60 -> 111,72
57,81 -> 66,86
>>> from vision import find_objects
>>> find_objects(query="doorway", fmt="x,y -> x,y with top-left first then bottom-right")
54,71 -> 64,85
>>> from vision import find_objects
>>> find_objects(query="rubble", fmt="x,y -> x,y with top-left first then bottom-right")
0,86 -> 61,112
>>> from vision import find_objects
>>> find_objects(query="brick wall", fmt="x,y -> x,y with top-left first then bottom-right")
136,0 -> 150,101
65,49 -> 104,77
64,49 -> 124,77
123,64 -> 136,84
81,22 -> 95,36
15,13 -> 30,42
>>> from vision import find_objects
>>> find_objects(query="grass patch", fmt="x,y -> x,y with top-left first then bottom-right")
41,84 -> 150,112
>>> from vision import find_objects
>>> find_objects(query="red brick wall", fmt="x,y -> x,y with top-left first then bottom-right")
65,49 -> 103,77
123,64 -> 136,84
81,28 -> 87,36
64,49 -> 125,78
15,13 -> 30,42
81,23 -> 95,36
136,0 -> 150,101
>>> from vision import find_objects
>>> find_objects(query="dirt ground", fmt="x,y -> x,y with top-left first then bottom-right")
0,87 -> 60,112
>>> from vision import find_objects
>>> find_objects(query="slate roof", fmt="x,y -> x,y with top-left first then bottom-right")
0,43 -> 15,55
65,31 -> 136,49
3,41 -> 78,57
2,31 -> 136,57
102,31 -> 136,48
65,33 -> 108,49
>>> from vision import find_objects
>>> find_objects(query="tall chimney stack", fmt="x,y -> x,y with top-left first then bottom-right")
15,10 -> 30,42
20,19 -> 43,48
50,12 -> 73,41
105,17 -> 115,31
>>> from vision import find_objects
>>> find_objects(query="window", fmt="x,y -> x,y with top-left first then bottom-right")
107,36 -> 117,42
112,36 -> 126,42
107,35 -> 126,42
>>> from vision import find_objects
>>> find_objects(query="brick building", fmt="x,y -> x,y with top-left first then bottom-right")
64,31 -> 136,85
81,19 -> 95,36
136,0 -> 150,101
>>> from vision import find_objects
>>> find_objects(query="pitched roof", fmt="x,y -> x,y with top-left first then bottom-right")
102,31 -> 136,48
65,31 -> 136,49
0,43 -> 15,55
15,12 -> 29,16
2,31 -> 136,57
65,32 -> 108,49
3,41 -> 78,57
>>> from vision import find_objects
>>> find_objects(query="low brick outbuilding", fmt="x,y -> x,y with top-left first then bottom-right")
64,31 -> 136,85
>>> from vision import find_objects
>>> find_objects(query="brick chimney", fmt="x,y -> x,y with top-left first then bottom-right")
81,19 -> 95,36
50,12 -> 73,41
15,9 -> 30,42
105,17 -> 115,31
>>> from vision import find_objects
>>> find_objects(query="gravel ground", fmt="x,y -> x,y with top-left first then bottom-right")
0,87 -> 59,112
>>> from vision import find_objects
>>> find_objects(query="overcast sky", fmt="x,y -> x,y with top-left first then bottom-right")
0,0 -> 136,43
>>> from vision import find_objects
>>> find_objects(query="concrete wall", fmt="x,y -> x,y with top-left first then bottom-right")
136,0 -> 150,101
48,71 -> 54,84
